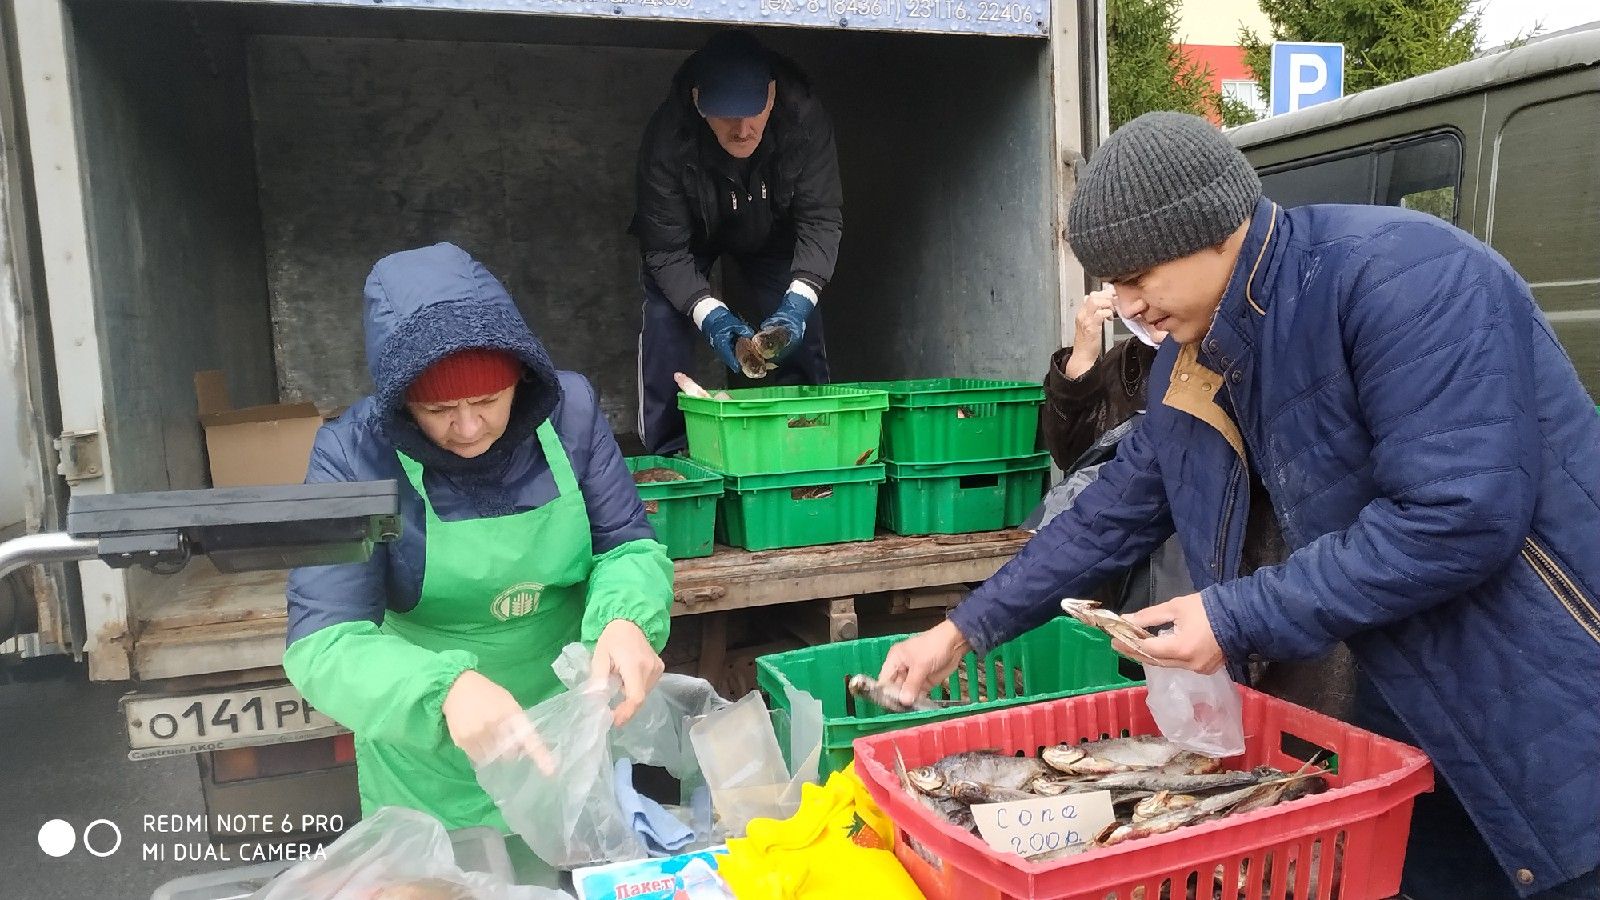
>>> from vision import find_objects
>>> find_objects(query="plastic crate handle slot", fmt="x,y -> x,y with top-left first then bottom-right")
957,474 -> 1002,490
786,414 -> 831,429
790,486 -> 835,501
952,403 -> 996,419
1280,729 -> 1341,775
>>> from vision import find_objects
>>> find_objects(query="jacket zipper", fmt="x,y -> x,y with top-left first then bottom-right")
1522,536 -> 1600,645
1214,380 -> 1249,580
1214,460 -> 1243,579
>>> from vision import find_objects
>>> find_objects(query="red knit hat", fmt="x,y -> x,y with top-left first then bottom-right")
405,348 -> 523,404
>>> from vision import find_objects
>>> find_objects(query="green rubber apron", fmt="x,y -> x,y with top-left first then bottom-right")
358,420 -> 593,831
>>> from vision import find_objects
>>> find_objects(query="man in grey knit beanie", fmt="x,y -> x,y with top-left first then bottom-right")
1068,111 -> 1262,345
880,109 -> 1600,900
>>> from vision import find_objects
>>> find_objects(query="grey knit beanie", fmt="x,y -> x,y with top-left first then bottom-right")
1069,111 -> 1262,278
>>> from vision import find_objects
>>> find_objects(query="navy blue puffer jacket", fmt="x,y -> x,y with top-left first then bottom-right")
951,199 -> 1600,895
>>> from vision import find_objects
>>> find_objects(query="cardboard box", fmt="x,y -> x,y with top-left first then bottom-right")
195,371 -> 324,488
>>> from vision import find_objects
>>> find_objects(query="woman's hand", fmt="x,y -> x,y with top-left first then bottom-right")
441,669 -> 554,773
591,619 -> 666,726
1064,288 -> 1117,379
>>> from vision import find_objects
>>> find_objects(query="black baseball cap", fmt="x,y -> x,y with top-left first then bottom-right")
693,31 -> 773,118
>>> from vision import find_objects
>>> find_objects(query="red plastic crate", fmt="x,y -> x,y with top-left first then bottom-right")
855,686 -> 1433,900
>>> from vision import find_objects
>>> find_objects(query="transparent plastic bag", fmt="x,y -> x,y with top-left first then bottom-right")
479,644 -> 732,868
476,679 -> 646,869
247,807 -> 571,899
1142,664 -> 1246,758
687,689 -> 822,835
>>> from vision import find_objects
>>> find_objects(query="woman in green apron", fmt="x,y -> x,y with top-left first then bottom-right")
284,243 -> 674,832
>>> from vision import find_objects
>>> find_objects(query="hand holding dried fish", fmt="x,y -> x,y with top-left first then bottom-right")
847,674 -> 943,713
1060,598 -> 1163,664
733,336 -> 776,379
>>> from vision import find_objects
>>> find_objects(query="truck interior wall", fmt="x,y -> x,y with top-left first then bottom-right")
247,33 -> 698,430
67,3 -> 1058,451
243,16 -> 1057,429
792,31 -> 1057,381
71,6 -> 276,492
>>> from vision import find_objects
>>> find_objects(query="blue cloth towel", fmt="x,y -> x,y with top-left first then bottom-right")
614,757 -> 696,857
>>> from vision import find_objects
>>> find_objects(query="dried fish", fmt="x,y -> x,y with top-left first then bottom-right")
897,747 -> 976,833
847,674 -> 941,713
1132,790 -> 1199,823
673,372 -> 730,400
1059,597 -> 1162,664
734,336 -> 775,379
632,467 -> 687,484
907,750 -> 1050,798
1042,737 -> 1228,778
753,324 -> 792,361
1034,768 -> 1267,797
949,780 -> 1037,805
1095,771 -> 1325,847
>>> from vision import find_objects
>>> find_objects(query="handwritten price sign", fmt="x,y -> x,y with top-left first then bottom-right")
970,791 -> 1117,858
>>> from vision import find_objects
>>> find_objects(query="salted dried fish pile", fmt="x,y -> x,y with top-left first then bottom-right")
632,467 -> 688,484
894,735 -> 1327,862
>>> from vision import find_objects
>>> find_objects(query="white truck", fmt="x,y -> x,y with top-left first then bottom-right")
0,0 -> 1101,837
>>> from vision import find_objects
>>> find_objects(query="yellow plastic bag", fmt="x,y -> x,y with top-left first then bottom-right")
718,764 -> 923,900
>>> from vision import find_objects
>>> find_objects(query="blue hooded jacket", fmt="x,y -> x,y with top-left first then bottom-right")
285,243 -> 666,645
951,201 -> 1600,895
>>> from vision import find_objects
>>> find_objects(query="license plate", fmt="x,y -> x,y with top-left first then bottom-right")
122,683 -> 346,760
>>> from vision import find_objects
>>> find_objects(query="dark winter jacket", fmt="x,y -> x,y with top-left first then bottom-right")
1041,339 -> 1158,471
631,48 -> 843,314
953,199 -> 1600,895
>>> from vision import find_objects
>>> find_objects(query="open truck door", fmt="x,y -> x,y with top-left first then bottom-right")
0,5 -> 75,657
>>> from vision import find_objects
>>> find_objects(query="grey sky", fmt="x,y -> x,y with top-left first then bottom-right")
1475,0 -> 1599,48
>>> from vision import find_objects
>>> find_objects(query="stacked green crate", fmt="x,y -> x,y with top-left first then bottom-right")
833,379 -> 1049,535
624,456 -> 724,559
678,386 -> 888,550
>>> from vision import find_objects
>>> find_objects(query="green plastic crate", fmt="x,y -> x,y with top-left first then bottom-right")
715,464 -> 886,551
832,378 -> 1045,463
757,619 -> 1136,779
880,453 -> 1050,536
679,386 -> 888,476
625,456 -> 723,559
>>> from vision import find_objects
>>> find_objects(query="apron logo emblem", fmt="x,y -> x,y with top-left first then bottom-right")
491,583 -> 544,621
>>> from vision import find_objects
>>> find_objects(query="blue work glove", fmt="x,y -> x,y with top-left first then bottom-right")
758,285 -> 818,363
699,305 -> 756,375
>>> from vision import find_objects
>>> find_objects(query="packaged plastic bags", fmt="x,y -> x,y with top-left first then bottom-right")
247,807 -> 571,899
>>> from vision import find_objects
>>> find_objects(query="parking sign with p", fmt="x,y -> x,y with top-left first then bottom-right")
1270,42 -> 1344,116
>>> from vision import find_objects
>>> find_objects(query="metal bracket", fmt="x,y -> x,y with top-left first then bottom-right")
54,430 -> 104,484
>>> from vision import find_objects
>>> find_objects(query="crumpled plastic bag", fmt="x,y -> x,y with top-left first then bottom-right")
247,807 -> 571,899
477,644 -> 732,869
1143,664 -> 1246,758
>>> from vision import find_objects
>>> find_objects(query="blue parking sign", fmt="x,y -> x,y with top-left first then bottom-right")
1270,42 -> 1345,115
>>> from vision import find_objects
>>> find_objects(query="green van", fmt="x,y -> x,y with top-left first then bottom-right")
1227,27 -> 1600,402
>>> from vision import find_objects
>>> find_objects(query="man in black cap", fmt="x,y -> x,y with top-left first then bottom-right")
631,30 -> 842,455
